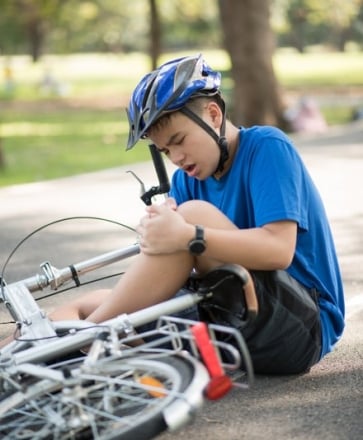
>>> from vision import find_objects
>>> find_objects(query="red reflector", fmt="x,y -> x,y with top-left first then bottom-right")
205,375 -> 233,400
191,322 -> 233,400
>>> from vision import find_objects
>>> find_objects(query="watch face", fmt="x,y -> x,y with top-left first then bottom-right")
190,240 -> 206,255
189,225 -> 206,255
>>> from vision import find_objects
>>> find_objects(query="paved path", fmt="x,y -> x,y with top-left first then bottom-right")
0,121 -> 362,439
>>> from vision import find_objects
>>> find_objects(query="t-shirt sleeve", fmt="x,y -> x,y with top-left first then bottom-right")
249,135 -> 308,231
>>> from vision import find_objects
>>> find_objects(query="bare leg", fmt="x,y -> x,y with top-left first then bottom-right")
49,289 -> 113,321
0,332 -> 17,349
86,251 -> 193,323
1,201 -> 257,349
48,252 -> 194,324
0,290 -> 114,349
85,200 -> 243,324
47,200 -> 239,324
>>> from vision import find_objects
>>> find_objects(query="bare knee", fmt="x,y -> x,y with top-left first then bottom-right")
177,200 -> 236,229
177,200 -> 237,274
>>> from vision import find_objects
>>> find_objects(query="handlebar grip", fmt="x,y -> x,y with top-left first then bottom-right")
149,144 -> 170,194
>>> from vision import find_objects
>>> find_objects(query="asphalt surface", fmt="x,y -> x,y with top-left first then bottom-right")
0,121 -> 362,439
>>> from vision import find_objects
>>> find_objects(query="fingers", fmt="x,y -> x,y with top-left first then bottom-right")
136,198 -> 180,255
165,197 -> 177,210
145,197 -> 177,216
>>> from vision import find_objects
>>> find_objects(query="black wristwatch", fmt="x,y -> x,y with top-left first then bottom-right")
188,225 -> 206,255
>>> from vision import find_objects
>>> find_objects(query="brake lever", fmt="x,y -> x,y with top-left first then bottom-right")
127,144 -> 170,206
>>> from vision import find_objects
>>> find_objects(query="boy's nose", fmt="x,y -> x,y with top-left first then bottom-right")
170,149 -> 185,166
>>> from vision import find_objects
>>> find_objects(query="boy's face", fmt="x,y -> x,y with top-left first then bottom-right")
148,103 -> 222,180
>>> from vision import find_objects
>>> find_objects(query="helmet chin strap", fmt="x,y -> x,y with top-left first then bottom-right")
180,103 -> 229,174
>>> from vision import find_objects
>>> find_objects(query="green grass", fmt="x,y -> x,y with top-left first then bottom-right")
0,52 -> 151,101
2,50 -> 362,100
0,49 -> 362,187
0,109 -> 151,186
274,50 -> 363,87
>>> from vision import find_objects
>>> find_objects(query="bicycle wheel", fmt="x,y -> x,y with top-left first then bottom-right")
0,353 -> 209,440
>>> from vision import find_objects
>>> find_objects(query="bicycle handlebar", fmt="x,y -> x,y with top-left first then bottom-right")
25,244 -> 140,293
149,144 -> 170,194
141,144 -> 170,205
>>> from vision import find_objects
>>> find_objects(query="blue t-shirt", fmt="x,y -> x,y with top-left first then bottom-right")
169,125 -> 345,358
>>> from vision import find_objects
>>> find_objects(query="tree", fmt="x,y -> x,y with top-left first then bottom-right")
285,0 -> 310,53
281,0 -> 363,52
3,0 -> 63,62
218,0 -> 287,128
149,0 -> 162,70
304,0 -> 363,51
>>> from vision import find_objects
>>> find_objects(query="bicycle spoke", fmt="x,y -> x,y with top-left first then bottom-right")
0,355 -> 205,440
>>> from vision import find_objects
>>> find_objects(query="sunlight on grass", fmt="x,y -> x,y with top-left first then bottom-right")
2,120 -> 128,137
0,50 -> 362,187
0,52 -> 150,101
1,50 -> 362,101
274,52 -> 363,86
0,109 -> 150,186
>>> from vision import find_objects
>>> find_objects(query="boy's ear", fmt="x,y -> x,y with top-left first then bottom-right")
206,101 -> 223,128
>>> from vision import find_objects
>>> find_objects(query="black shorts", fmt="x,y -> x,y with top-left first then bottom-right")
188,269 -> 321,375
137,269 -> 322,375
238,270 -> 322,374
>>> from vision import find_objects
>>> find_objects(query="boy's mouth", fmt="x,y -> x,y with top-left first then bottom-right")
184,164 -> 198,177
184,164 -> 194,172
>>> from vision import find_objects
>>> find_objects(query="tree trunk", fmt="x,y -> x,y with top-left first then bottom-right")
17,0 -> 45,63
218,0 -> 287,129
149,0 -> 162,70
27,16 -> 44,63
0,138 -> 5,170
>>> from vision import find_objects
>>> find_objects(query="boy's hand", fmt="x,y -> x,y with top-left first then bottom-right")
136,198 -> 193,255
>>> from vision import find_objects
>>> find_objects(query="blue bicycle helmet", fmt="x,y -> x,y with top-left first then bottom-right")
126,54 -> 229,172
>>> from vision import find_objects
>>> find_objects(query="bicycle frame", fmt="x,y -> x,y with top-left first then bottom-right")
0,241 -> 251,375
0,147 -> 255,438
0,143 -> 253,376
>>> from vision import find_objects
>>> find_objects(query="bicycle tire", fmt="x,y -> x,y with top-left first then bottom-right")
0,353 -> 209,440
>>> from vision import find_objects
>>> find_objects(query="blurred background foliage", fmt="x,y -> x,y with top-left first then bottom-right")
0,0 -> 362,60
0,0 -> 362,186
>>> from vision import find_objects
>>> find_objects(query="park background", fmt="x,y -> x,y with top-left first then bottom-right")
0,4 -> 362,438
0,0 -> 363,187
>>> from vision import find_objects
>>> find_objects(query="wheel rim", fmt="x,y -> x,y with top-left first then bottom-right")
0,357 -> 186,439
